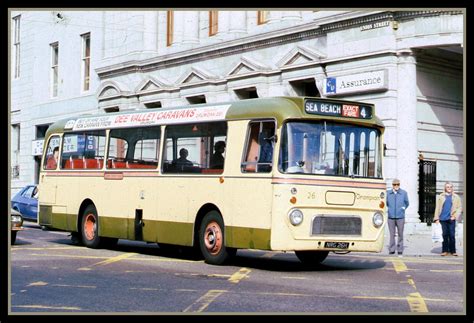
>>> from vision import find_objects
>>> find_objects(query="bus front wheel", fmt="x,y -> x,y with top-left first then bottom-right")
295,250 -> 329,265
199,211 -> 236,265
81,205 -> 101,248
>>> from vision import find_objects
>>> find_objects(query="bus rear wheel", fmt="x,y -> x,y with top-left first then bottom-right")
199,211 -> 236,265
295,250 -> 329,265
81,205 -> 101,248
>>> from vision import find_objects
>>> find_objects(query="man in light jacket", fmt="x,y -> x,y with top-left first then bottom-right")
433,182 -> 462,256
386,178 -> 409,255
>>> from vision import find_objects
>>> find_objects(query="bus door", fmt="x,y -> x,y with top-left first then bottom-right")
227,120 -> 276,249
39,135 -> 61,225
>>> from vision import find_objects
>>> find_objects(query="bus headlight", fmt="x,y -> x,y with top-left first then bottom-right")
288,209 -> 304,226
372,212 -> 384,228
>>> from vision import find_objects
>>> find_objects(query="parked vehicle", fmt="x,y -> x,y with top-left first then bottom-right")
11,209 -> 23,244
11,184 -> 38,221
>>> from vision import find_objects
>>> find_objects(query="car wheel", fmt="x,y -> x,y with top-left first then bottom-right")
11,231 -> 17,245
81,205 -> 102,248
199,211 -> 236,265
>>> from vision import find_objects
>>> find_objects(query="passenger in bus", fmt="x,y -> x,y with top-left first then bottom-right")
46,147 -> 59,169
210,141 -> 226,169
173,148 -> 193,171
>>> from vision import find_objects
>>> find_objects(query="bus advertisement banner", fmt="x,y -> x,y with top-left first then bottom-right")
67,105 -> 231,131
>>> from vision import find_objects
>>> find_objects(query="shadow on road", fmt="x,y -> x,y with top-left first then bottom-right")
46,234 -> 387,272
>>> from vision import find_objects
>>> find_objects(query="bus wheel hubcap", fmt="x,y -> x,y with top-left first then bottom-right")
84,214 -> 96,241
204,221 -> 222,255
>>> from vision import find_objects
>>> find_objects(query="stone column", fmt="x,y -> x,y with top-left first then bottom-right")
143,12 -> 158,51
282,11 -> 302,21
173,11 -> 184,45
217,11 -> 230,39
396,50 -> 421,234
267,11 -> 282,24
229,11 -> 247,35
182,11 -> 199,44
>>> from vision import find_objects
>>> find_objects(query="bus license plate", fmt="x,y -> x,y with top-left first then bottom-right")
325,242 -> 349,249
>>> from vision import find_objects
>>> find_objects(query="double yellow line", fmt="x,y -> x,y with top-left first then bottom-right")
391,258 -> 428,312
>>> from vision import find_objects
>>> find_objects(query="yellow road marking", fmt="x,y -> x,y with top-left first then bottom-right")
29,253 -> 106,260
27,281 -> 48,287
345,254 -> 463,264
11,246 -> 80,250
127,257 -> 200,263
17,252 -> 202,264
228,267 -> 251,284
174,273 -> 231,279
392,259 -> 408,273
182,290 -> 227,312
52,284 -> 96,288
208,274 -> 232,278
430,269 -> 463,273
353,295 -> 413,301
282,276 -> 307,280
115,286 -> 455,304
12,305 -> 81,310
130,287 -> 160,291
390,259 -> 430,312
78,252 -> 136,271
407,292 -> 429,312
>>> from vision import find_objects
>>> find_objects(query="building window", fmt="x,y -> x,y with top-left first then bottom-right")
145,101 -> 162,109
50,42 -> 59,97
13,15 -> 21,78
11,124 -> 20,178
209,11 -> 218,36
186,95 -> 206,105
234,87 -> 259,100
167,11 -> 174,47
257,11 -> 268,25
81,33 -> 91,92
289,79 -> 320,97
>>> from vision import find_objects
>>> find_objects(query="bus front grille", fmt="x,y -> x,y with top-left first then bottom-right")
311,215 -> 362,236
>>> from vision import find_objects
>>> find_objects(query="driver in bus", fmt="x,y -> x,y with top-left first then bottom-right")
46,147 -> 59,169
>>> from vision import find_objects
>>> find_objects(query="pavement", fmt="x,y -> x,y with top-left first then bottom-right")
381,222 -> 464,257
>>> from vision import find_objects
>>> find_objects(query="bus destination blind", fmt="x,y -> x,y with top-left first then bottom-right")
304,100 -> 372,119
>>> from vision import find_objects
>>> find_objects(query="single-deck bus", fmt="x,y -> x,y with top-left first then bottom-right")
38,97 -> 386,265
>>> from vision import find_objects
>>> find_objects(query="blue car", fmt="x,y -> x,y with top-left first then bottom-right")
11,184 -> 38,221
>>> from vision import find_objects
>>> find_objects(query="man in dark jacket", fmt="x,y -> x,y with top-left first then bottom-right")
386,178 -> 409,255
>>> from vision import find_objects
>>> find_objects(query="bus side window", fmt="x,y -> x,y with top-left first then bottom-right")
242,121 -> 275,173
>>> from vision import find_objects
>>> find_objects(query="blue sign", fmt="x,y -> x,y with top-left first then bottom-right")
326,77 -> 336,94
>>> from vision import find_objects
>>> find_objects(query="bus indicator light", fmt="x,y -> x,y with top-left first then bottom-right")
379,201 -> 385,209
290,196 -> 297,204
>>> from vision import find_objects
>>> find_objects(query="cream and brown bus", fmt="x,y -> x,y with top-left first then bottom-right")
38,97 -> 386,265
